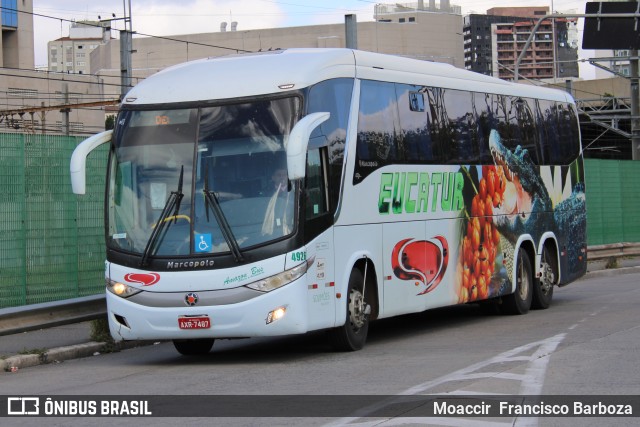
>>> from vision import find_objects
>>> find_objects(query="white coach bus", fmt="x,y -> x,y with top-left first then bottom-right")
71,49 -> 586,355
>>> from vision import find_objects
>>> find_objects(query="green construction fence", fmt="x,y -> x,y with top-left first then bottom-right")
584,158 -> 640,245
0,132 -> 638,309
0,133 -> 107,309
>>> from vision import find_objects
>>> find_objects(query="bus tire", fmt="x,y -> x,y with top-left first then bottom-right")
532,246 -> 555,310
327,269 -> 369,351
501,251 -> 533,315
173,338 -> 215,355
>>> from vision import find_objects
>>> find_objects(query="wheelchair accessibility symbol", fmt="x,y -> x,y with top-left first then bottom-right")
194,233 -> 212,253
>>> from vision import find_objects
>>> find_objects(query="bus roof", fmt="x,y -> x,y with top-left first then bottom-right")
121,48 -> 572,106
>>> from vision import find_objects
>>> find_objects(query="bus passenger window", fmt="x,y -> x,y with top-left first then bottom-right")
355,80 -> 400,183
305,148 -> 328,219
397,85 -> 434,163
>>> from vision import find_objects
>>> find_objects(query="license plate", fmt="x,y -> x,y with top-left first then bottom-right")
178,316 -> 211,329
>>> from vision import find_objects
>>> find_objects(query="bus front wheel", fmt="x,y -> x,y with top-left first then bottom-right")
173,338 -> 215,355
501,251 -> 533,315
328,269 -> 370,351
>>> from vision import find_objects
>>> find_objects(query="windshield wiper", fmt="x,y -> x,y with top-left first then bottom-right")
203,164 -> 244,263
140,166 -> 184,267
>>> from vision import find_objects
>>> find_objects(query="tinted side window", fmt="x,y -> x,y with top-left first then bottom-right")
307,78 -> 354,210
443,89 -> 477,164
305,149 -> 328,219
475,92 -> 498,164
396,84 -> 435,163
426,87 -> 451,162
536,99 -> 560,164
516,97 -> 538,163
494,95 -> 538,164
355,80 -> 400,184
556,103 -> 580,164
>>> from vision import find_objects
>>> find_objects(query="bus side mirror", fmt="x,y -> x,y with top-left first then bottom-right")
286,112 -> 330,180
70,130 -> 113,194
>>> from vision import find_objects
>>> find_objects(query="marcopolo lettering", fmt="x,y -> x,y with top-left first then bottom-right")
378,171 -> 464,215
166,260 -> 215,269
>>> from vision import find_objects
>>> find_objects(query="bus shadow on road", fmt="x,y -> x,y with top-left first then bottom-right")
158,302 -> 513,364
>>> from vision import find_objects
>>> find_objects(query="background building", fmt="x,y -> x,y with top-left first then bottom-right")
90,5 -> 465,101
592,49 -> 631,79
1,0 -> 34,69
464,6 -> 579,82
374,0 -> 461,21
0,2 -> 109,135
47,21 -> 111,74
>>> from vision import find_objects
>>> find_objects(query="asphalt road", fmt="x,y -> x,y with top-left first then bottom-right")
1,271 -> 639,427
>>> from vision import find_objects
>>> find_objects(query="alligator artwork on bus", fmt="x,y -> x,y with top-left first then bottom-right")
70,48 -> 586,355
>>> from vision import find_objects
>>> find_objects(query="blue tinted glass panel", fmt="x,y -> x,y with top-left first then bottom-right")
2,0 -> 18,28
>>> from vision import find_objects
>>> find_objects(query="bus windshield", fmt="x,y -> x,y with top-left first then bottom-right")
107,96 -> 301,259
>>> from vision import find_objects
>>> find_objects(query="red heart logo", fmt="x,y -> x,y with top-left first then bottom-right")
124,272 -> 161,286
391,236 -> 448,295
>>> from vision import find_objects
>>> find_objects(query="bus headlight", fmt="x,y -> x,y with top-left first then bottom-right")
106,279 -> 142,298
245,258 -> 313,292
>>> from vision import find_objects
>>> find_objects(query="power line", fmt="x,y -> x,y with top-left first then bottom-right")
132,32 -> 251,53
0,100 -> 120,116
2,5 -> 250,54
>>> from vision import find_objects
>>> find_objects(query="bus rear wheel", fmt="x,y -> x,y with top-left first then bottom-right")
532,246 -> 555,310
501,251 -> 533,315
328,269 -> 370,351
173,338 -> 215,355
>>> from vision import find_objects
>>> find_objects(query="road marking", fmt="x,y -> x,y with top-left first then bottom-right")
324,333 -> 566,427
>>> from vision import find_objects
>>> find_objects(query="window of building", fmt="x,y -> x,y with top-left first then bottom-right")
8,88 -> 38,98
1,0 -> 18,27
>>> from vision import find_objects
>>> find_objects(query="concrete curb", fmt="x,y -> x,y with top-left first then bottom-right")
585,265 -> 640,279
1,341 -> 105,372
1,340 -> 155,373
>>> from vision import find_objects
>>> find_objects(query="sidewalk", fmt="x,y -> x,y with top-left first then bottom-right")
2,258 -> 640,372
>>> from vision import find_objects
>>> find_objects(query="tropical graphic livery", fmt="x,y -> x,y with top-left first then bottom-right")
456,129 -> 586,303
391,236 -> 449,295
383,129 -> 587,305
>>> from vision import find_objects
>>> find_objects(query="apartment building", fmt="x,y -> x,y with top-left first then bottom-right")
464,7 -> 579,82
47,21 -> 111,74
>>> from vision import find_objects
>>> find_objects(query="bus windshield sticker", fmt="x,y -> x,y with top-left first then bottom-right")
194,233 -> 212,253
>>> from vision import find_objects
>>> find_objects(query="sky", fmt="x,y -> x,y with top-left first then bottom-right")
32,0 -> 593,73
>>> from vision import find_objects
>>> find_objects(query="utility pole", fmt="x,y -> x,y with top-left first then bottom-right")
120,0 -> 135,100
629,0 -> 640,160
345,14 -> 358,49
61,83 -> 70,136
120,30 -> 133,99
631,49 -> 640,160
